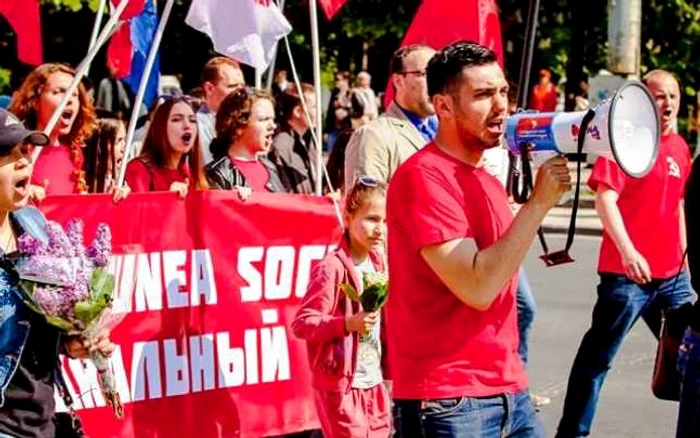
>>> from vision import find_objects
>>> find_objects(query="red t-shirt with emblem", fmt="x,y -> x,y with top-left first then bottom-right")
386,143 -> 527,400
588,133 -> 691,279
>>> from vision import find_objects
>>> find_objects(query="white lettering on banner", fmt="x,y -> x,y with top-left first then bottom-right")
109,250 -> 218,313
59,327 -> 292,409
238,245 -> 333,302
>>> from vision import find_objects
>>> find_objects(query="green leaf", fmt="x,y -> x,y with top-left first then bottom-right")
90,268 -> 115,304
339,283 -> 361,302
360,283 -> 388,313
75,299 -> 108,326
45,315 -> 74,331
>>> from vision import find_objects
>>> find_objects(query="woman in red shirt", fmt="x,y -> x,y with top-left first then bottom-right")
125,97 -> 207,197
206,86 -> 291,194
9,63 -> 97,198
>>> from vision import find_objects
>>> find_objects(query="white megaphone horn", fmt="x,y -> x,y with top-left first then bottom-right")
504,81 -> 660,178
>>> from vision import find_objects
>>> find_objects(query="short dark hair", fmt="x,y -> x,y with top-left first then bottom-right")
279,82 -> 314,122
390,44 -> 432,76
427,41 -> 498,99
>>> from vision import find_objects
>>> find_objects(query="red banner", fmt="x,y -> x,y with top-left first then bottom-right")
40,191 -> 343,437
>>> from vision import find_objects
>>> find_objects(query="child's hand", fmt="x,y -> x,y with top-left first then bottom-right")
234,186 -> 252,201
345,311 -> 378,336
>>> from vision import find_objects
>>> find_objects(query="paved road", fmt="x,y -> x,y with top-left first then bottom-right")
525,235 -> 679,438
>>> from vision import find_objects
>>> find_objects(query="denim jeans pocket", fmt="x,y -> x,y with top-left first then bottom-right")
420,397 -> 468,418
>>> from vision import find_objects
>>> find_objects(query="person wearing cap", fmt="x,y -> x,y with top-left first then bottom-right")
0,109 -> 116,438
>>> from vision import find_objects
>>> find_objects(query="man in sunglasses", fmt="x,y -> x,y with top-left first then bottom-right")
386,41 -> 571,437
343,44 -> 436,190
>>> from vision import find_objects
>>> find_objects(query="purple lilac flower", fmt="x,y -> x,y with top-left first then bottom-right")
66,219 -> 86,258
34,286 -> 64,316
17,233 -> 46,256
87,223 -> 112,267
45,222 -> 74,259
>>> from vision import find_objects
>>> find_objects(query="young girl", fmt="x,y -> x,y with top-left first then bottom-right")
9,63 -> 96,198
125,97 -> 208,197
206,86 -> 291,193
0,109 -> 115,437
291,178 -> 391,438
84,116 -> 126,193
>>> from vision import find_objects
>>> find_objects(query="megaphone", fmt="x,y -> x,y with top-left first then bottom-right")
504,81 -> 660,178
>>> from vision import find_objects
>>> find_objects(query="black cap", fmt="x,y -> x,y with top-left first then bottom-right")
0,109 -> 49,152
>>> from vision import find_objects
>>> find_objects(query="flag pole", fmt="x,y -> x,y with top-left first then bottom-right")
86,0 -> 108,76
265,0 -> 287,91
117,0 -> 176,188
309,0 -> 324,196
31,0 -> 129,164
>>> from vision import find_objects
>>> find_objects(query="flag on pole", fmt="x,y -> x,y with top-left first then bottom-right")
107,0 -> 160,108
124,0 -> 160,108
319,0 -> 347,19
110,0 -> 147,20
0,0 -> 43,65
383,0 -> 504,107
185,0 -> 292,70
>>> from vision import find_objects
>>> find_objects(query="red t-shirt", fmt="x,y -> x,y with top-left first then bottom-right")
231,158 -> 271,192
588,133 -> 691,279
386,143 -> 527,400
125,158 -> 188,192
31,144 -> 79,195
530,84 -> 558,112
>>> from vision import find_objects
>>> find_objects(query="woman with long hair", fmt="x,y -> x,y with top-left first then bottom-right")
9,64 -> 95,198
125,97 -> 207,197
206,86 -> 290,193
84,116 -> 126,193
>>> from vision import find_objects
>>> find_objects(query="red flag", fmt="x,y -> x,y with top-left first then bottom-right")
106,24 -> 133,78
383,0 -> 503,107
319,0 -> 347,19
0,0 -> 43,65
105,0 -> 149,78
110,0 -> 147,19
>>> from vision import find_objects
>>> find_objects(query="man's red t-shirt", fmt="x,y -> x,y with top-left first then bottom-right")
386,143 -> 527,400
588,133 -> 691,279
231,158 -> 271,192
125,158 -> 189,192
31,144 -> 79,195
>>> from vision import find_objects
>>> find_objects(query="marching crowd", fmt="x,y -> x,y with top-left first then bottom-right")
0,39 -> 699,438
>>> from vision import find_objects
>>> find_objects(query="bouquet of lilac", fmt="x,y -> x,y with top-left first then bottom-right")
15,219 -> 124,418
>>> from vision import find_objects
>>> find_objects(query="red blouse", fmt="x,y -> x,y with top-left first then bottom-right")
125,158 -> 189,192
31,144 -> 84,195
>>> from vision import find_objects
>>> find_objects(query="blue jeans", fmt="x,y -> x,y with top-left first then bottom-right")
676,328 -> 700,438
517,268 -> 537,366
556,272 -> 695,438
394,391 -> 546,437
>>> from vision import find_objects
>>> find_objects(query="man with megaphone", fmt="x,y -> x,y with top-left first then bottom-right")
385,41 -> 571,438
555,70 -> 695,438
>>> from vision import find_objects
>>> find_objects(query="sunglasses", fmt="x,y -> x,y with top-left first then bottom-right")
355,175 -> 379,187
155,94 -> 203,111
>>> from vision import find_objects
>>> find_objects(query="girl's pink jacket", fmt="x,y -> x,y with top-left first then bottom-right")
291,237 -> 390,393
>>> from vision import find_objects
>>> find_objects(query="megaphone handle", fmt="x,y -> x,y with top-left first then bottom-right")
540,109 -> 596,267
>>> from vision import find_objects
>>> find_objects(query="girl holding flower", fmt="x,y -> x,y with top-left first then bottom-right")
291,177 -> 391,438
0,108 -> 114,438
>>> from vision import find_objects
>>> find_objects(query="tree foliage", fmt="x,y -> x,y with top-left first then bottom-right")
0,0 -> 699,121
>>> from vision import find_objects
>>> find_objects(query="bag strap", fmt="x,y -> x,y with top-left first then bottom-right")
54,358 -> 85,436
539,109 -> 596,267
